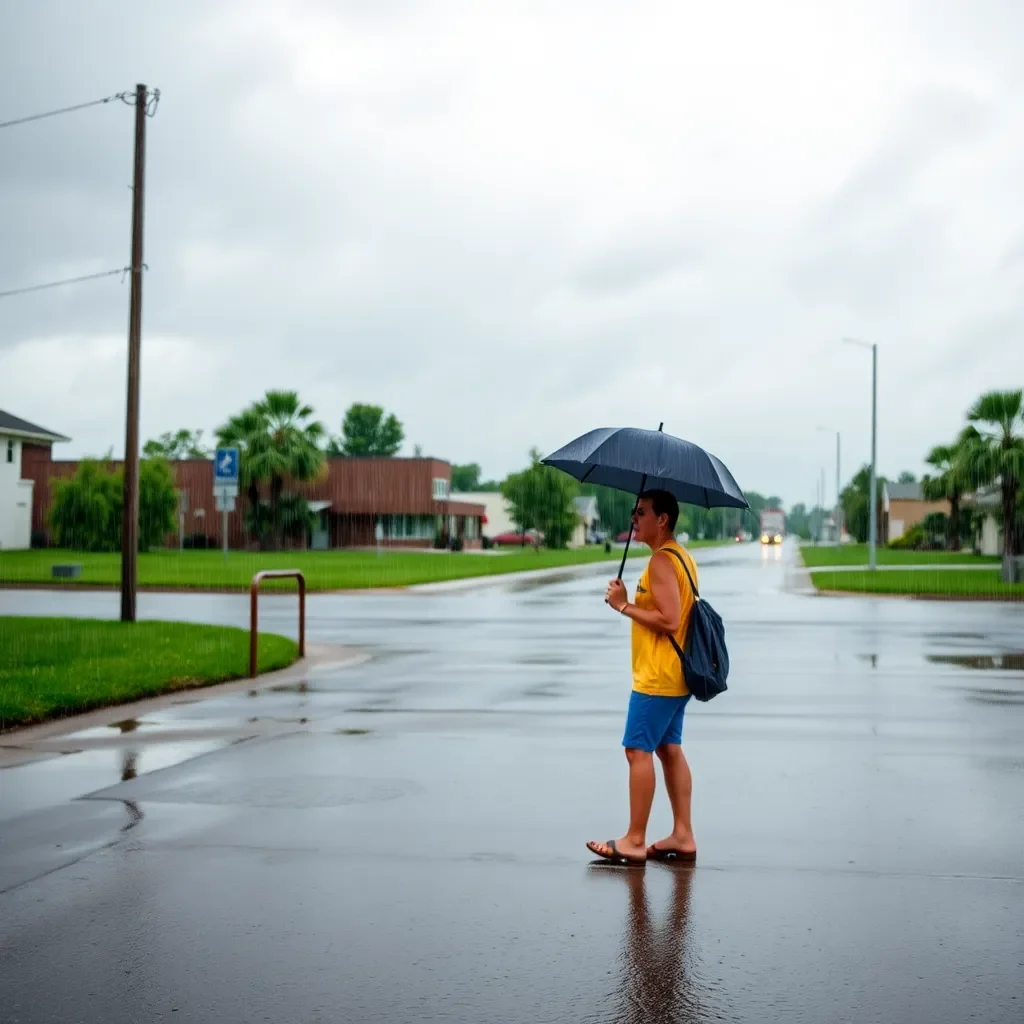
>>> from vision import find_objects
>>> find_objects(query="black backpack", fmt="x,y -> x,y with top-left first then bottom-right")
663,548 -> 729,702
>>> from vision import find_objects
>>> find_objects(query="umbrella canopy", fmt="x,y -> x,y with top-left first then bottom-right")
542,426 -> 749,510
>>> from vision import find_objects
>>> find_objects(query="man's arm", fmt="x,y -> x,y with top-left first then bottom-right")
615,552 -> 682,634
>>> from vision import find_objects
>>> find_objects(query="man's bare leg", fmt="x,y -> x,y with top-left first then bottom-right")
587,747 -> 655,862
649,743 -> 696,855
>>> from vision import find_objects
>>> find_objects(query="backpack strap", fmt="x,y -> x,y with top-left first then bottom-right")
661,547 -> 696,669
661,546 -> 700,602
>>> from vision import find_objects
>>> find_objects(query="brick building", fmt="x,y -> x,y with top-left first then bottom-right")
20,433 -> 485,551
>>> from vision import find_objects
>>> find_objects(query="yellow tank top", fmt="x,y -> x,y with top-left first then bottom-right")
631,539 -> 698,697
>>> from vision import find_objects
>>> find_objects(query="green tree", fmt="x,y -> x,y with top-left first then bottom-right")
143,429 -> 210,460
786,503 -> 813,540
841,465 -> 888,544
501,448 -> 580,549
49,457 -> 177,551
330,404 -> 404,457
898,471 -> 917,484
49,459 -> 120,551
963,389 -> 1024,557
921,429 -> 975,550
216,390 -> 326,549
138,458 -> 179,549
451,463 -> 482,491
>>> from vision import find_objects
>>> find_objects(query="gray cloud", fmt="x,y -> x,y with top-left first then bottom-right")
2,0 -> 1024,509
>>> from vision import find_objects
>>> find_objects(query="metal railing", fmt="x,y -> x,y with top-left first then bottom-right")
250,570 -> 306,677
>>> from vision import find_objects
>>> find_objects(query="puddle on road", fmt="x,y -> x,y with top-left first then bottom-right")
965,689 -> 1024,707
521,683 -> 565,699
514,653 -> 571,666
927,653 -> 1024,671
507,572 -> 582,591
269,681 -> 313,694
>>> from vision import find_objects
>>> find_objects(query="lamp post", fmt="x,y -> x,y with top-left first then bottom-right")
817,426 -> 841,544
842,337 -> 878,570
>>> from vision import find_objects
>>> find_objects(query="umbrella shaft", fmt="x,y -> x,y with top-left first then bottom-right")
617,473 -> 647,580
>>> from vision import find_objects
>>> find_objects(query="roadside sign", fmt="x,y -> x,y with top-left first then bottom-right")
215,494 -> 236,513
178,489 -> 189,514
215,447 -> 239,484
214,483 -> 238,501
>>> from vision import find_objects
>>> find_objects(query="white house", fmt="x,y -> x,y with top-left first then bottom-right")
965,486 -> 1002,556
571,495 -> 600,548
450,491 -> 518,540
0,410 -> 70,550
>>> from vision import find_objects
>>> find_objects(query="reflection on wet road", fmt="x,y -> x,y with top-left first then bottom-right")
1,543 -> 1023,1023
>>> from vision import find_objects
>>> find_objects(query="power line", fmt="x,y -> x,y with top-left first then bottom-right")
0,266 -> 140,300
0,91 -> 131,130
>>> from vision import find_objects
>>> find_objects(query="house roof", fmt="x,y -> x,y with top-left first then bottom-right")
964,486 -> 1001,509
885,482 -> 923,501
573,495 -> 599,519
0,409 -> 70,444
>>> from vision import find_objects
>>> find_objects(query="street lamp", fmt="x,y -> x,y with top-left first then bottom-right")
842,337 -> 878,570
817,426 -> 841,545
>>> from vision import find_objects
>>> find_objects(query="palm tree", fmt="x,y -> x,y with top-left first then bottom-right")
216,390 -> 327,549
921,428 -> 975,551
963,390 -> 1024,558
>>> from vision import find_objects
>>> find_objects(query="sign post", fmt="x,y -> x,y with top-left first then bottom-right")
214,448 -> 239,558
178,489 -> 188,551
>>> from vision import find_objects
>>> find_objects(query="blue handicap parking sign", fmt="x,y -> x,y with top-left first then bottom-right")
215,447 -> 239,482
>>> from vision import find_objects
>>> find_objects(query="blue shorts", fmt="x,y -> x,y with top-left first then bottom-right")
622,690 -> 691,751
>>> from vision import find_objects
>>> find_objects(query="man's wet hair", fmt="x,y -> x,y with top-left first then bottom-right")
639,489 -> 679,531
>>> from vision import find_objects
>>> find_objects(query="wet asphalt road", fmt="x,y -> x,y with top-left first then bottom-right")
1,543 -> 1023,1023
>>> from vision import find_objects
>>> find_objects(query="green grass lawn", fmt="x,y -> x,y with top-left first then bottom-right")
799,544 -> 1000,568
0,542 -> 725,592
809,569 -> 1024,600
0,617 -> 299,729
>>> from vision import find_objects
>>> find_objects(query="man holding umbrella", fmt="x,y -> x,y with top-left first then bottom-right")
587,489 -> 699,866
541,423 -> 747,867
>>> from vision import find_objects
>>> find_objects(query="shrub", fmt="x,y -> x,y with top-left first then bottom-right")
49,457 -> 178,552
889,524 -> 925,550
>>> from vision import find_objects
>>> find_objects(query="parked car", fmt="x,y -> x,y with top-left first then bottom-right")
491,531 -> 540,547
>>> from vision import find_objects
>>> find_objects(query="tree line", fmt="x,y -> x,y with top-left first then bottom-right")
46,389 -> 799,554
47,394 -> 409,551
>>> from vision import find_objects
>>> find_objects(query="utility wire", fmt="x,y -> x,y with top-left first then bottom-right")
0,92 -> 131,130
0,266 -> 141,300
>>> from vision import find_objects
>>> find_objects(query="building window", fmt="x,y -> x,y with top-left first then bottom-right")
6,440 -> 13,464
382,514 -> 437,541
432,477 -> 449,501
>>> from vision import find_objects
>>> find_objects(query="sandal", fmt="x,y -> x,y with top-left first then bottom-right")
586,838 -> 646,866
647,844 -> 696,863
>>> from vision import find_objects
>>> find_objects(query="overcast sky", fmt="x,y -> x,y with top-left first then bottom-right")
2,0 -> 1023,509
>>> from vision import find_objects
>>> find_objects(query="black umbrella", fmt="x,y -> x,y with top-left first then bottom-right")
542,422 -> 749,578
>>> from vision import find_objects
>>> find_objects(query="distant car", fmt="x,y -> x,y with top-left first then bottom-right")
491,531 -> 539,547
616,530 -> 633,543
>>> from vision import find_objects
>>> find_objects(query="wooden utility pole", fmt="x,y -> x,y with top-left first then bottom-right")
121,83 -> 148,622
